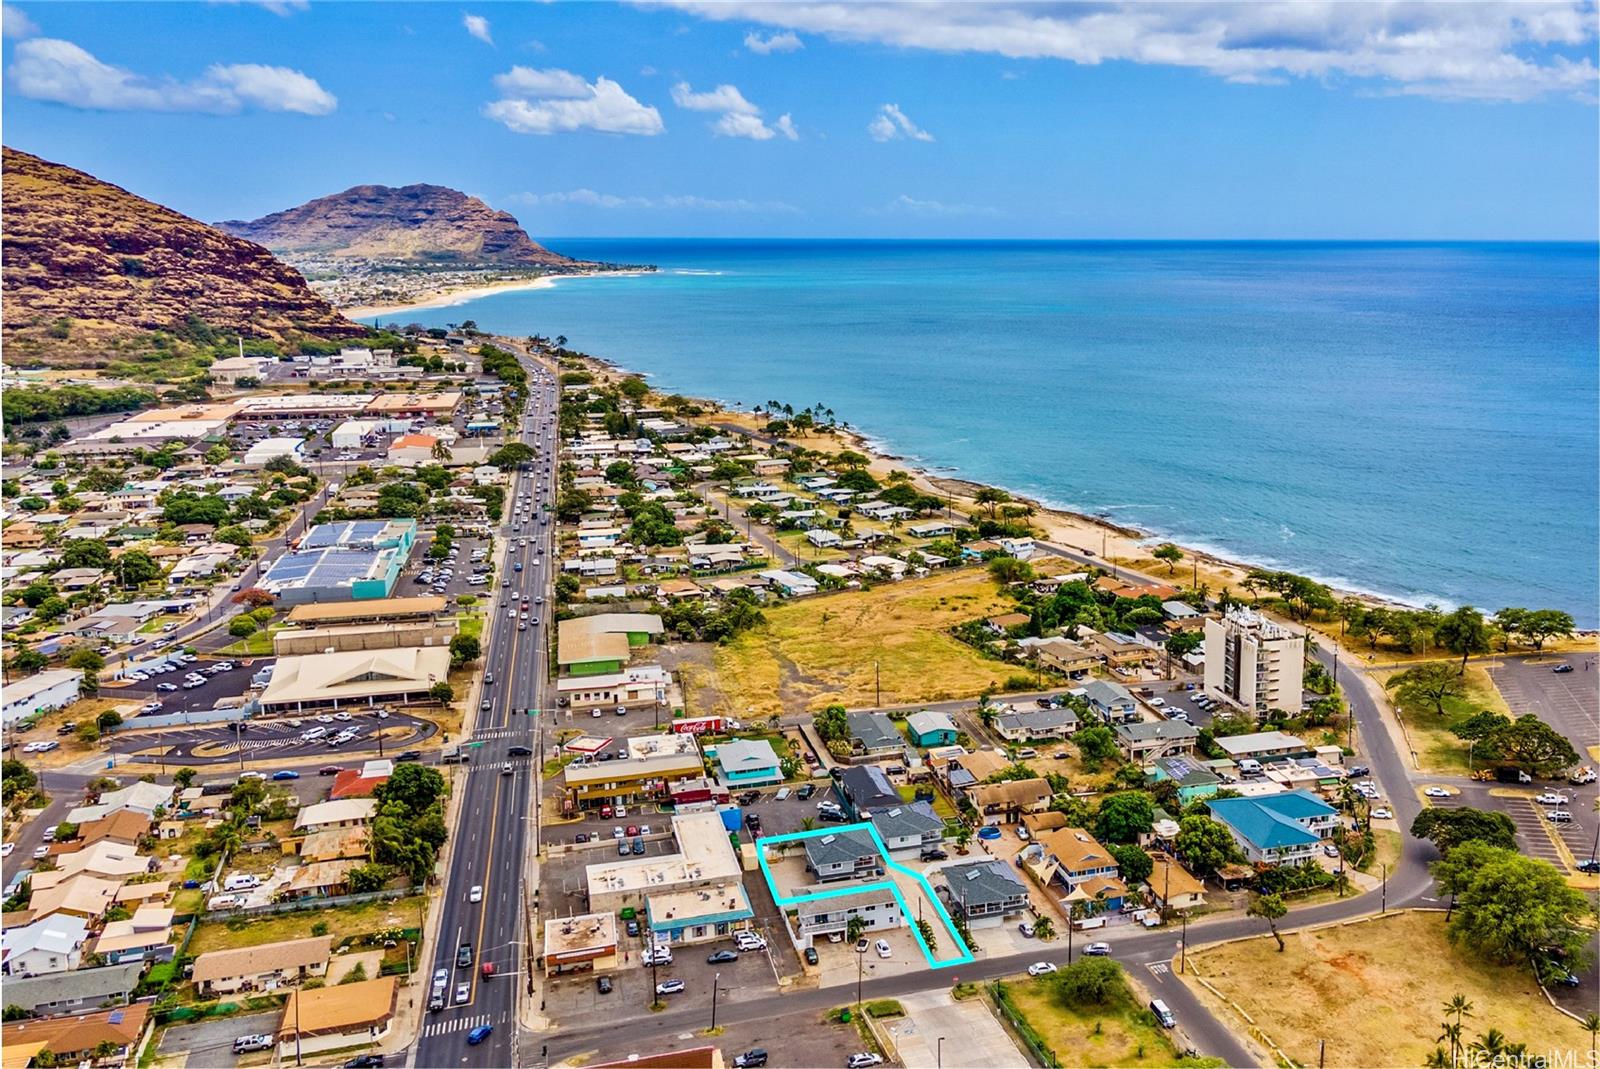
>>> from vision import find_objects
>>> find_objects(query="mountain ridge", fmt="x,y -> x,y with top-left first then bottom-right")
217,183 -> 583,267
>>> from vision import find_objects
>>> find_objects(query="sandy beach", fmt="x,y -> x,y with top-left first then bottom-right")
345,269 -> 655,321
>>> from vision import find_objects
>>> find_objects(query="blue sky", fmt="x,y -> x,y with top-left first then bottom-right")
3,1 -> 1597,240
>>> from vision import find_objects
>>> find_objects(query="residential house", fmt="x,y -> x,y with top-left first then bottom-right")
802,829 -> 881,882
1027,827 -> 1127,912
940,860 -> 1030,928
191,935 -> 332,995
1147,755 -> 1222,805
994,706 -> 1080,742
1083,680 -> 1138,724
805,528 -> 843,549
904,710 -> 958,748
26,874 -> 122,923
0,961 -> 141,1017
91,905 -> 175,964
0,915 -> 90,976
759,570 -> 818,597
835,765 -> 901,818
64,781 -> 173,825
794,887 -> 900,947
292,798 -> 377,835
277,976 -> 398,1058
0,1002 -> 149,1068
714,739 -> 784,787
1114,720 -> 1199,762
936,750 -> 1008,793
865,803 -> 945,854
1028,637 -> 1099,676
985,612 -> 1031,635
907,521 -> 955,539
1215,731 -> 1311,763
969,778 -> 1052,826
1206,790 -> 1340,866
845,713 -> 905,757
1146,858 -> 1207,911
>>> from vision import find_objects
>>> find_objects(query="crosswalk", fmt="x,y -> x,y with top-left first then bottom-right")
421,1012 -> 499,1038
468,727 -> 533,741
459,757 -> 537,777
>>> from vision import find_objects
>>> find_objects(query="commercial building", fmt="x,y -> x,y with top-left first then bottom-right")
260,646 -> 450,713
242,437 -> 306,468
331,419 -> 382,449
562,734 -> 705,810
1203,609 -> 1306,717
260,519 -> 416,605
555,664 -> 670,713
284,596 -> 447,628
586,814 -> 753,945
542,912 -> 620,976
560,613 -> 664,647
387,433 -> 443,467
557,631 -> 632,677
1,668 -> 82,725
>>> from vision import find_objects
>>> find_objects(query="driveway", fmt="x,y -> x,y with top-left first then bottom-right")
885,988 -> 1021,1068
156,1010 -> 279,1067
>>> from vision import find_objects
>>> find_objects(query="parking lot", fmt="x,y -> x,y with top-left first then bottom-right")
571,1003 -> 869,1069
402,532 -> 501,602
1425,785 -> 1589,873
111,658 -> 269,717
156,1010 -> 280,1068
1488,654 -> 1599,758
106,708 -> 438,768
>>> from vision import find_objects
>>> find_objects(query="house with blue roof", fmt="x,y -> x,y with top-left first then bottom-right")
1206,790 -> 1340,866
714,739 -> 783,787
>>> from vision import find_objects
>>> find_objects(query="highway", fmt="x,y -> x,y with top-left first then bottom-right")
411,349 -> 556,1069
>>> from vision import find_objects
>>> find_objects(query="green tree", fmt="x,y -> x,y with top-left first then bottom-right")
111,550 -> 162,588
1151,543 -> 1184,574
429,681 -> 454,703
1030,915 -> 1056,941
448,634 -> 481,668
1165,630 -> 1203,659
1175,813 -> 1243,876
60,539 -> 112,569
1439,846 -> 1590,967
1247,892 -> 1288,951
172,767 -> 198,789
65,647 -> 104,674
1409,807 -> 1516,855
1108,843 -> 1154,885
1050,957 -> 1124,1006
1073,724 -> 1118,771
1521,609 -> 1575,652
987,555 -> 1034,587
1480,714 -> 1580,777
1386,662 -> 1467,716
846,915 -> 868,945
1094,792 -> 1156,845
1435,606 -> 1491,672
973,487 -> 1011,517
228,616 -> 258,638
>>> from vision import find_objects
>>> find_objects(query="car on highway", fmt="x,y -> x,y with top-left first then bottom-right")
467,1025 -> 493,1045
396,750 -> 422,762
508,745 -> 532,757
1028,962 -> 1058,976
655,979 -> 686,995
456,943 -> 474,968
319,765 -> 343,776
344,1056 -> 384,1068
469,885 -> 482,903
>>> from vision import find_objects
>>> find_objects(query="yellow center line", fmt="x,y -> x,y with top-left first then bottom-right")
467,750 -> 503,1006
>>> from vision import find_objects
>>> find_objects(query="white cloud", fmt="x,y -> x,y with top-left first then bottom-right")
867,103 -> 934,142
511,188 -> 801,213
744,29 -> 803,54
8,37 -> 336,114
671,80 -> 797,140
463,13 -> 493,45
484,69 -> 663,135
206,0 -> 309,16
2,3 -> 37,38
876,193 -> 999,217
659,1 -> 1600,103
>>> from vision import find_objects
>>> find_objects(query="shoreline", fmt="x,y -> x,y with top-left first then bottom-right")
565,348 -> 1490,619
345,269 -> 655,321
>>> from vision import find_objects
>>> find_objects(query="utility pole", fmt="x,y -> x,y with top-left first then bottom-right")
1381,863 -> 1388,914
710,971 -> 721,1031
1179,910 -> 1189,973
874,660 -> 881,709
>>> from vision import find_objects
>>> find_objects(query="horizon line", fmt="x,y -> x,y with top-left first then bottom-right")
532,235 -> 1600,245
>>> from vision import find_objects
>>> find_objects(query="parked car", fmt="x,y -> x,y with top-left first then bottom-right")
1083,942 -> 1113,957
1553,663 -> 1575,673
344,1056 -> 384,1068
734,1051 -> 769,1068
596,975 -> 613,994
847,1055 -> 884,1069
874,939 -> 892,959
804,946 -> 819,965
707,949 -> 739,964
655,979 -> 686,996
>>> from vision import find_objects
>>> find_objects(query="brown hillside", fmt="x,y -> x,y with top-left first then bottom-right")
217,183 -> 581,267
2,146 -> 362,362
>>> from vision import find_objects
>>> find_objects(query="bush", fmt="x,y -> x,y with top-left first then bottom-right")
1051,957 -> 1126,1007
310,920 -> 330,937
863,999 -> 904,1018
228,616 -> 258,638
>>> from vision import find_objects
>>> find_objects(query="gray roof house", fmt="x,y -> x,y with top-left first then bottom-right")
846,712 -> 905,756
0,962 -> 141,1016
994,706 -> 1080,741
941,860 -> 1030,927
802,830 -> 882,882
1083,680 -> 1138,724
1115,719 -> 1200,761
837,765 -> 901,817
865,803 -> 945,853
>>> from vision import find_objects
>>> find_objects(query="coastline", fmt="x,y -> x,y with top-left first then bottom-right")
345,269 -> 654,321
561,347 -> 1428,615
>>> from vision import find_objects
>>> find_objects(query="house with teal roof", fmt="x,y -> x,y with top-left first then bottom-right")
1205,790 -> 1339,866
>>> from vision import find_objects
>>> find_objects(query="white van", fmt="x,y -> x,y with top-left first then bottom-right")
1237,758 -> 1263,777
223,873 -> 261,892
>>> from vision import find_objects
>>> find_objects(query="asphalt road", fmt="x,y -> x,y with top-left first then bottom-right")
412,350 -> 557,1069
104,709 -> 439,768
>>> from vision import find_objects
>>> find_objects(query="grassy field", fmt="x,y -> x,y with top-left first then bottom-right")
702,569 -> 1014,718
220,629 -> 276,656
1374,664 -> 1512,774
1184,911 -> 1593,1069
187,894 -> 426,955
999,975 -> 1212,1068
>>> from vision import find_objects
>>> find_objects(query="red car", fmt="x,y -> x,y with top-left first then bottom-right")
626,825 -> 639,837
601,805 -> 614,819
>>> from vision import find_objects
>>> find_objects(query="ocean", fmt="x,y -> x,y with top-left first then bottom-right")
372,240 -> 1600,625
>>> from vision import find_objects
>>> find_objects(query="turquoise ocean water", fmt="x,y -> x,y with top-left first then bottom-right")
371,240 -> 1599,625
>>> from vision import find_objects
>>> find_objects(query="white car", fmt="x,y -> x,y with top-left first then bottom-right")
1149,697 -> 1165,708
1027,961 -> 1058,976
315,715 -> 335,724
1423,787 -> 1451,798
469,886 -> 482,903
156,682 -> 178,692
847,1055 -> 884,1069
1371,807 -> 1393,820
1,843 -> 13,858
1537,792 -> 1570,806
874,939 -> 892,959
333,712 -> 352,722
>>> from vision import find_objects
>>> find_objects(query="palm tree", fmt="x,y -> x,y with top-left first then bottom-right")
1436,1023 -> 1463,1069
431,440 -> 453,463
1469,1029 -> 1509,1061
800,816 -> 816,832
846,915 -> 867,945
1030,915 -> 1056,942
1583,1013 -> 1600,1063
1441,994 -> 1474,1069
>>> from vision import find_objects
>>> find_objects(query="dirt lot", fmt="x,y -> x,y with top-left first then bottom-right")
571,1004 -> 872,1069
187,894 -> 427,955
1182,910 -> 1594,1069
700,570 -> 1016,719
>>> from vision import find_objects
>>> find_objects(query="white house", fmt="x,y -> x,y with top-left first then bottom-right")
794,887 -> 900,947
1,915 -> 90,977
760,570 -> 818,597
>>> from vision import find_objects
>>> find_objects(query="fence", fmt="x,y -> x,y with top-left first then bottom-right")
987,980 -> 1060,1069
203,886 -> 410,920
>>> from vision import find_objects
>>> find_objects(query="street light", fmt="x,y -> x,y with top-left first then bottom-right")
937,1037 -> 945,1069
